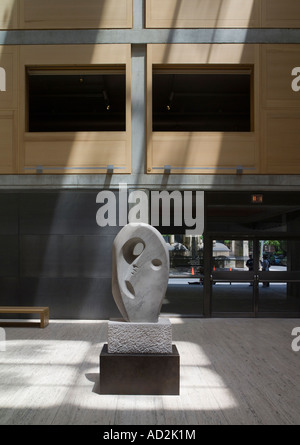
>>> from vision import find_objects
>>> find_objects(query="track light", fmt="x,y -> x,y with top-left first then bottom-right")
166,91 -> 174,111
103,90 -> 110,111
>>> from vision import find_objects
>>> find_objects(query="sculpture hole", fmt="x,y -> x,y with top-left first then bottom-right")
133,242 -> 144,257
122,237 -> 145,264
151,259 -> 162,270
125,280 -> 135,299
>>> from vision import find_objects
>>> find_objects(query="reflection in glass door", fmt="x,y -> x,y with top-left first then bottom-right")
161,233 -> 204,316
258,239 -> 300,315
211,239 -> 255,314
206,191 -> 300,317
210,237 -> 300,316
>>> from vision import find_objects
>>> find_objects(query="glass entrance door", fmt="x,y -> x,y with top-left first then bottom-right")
210,238 -> 256,315
258,239 -> 300,315
210,237 -> 300,316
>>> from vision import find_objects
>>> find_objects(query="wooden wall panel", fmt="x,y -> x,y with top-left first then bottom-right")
0,46 -> 18,173
151,43 -> 257,65
0,111 -> 16,173
146,0 -> 260,28
262,0 -> 300,28
19,45 -> 131,174
151,134 -> 257,174
0,0 -> 19,29
261,45 -> 300,174
147,44 -> 260,174
0,47 -> 18,109
261,45 -> 300,108
263,112 -> 300,174
24,139 -> 127,174
20,0 -> 132,29
19,44 -> 130,66
146,0 -> 300,29
2,0 -> 300,31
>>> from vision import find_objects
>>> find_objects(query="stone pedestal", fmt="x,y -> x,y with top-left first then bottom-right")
107,318 -> 172,354
99,344 -> 180,395
100,318 -> 180,395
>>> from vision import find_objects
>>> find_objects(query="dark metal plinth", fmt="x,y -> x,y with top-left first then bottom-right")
99,344 -> 180,395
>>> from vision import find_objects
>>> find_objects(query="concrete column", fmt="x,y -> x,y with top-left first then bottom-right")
133,0 -> 145,30
132,1 -> 146,177
131,44 -> 146,176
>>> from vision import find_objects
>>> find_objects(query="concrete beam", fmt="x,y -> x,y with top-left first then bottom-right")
1,29 -> 300,45
1,174 -> 300,191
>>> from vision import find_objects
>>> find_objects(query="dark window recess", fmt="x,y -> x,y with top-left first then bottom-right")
28,71 -> 126,132
153,71 -> 251,132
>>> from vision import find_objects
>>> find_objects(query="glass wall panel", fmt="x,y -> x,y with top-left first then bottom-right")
212,239 -> 253,272
207,193 -> 300,317
258,282 -> 300,313
211,239 -> 254,313
153,69 -> 252,132
212,283 -> 254,313
258,239 -> 300,313
28,68 -> 126,132
161,233 -> 204,316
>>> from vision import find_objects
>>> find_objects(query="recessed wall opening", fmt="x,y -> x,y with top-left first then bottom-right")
153,66 -> 253,132
27,66 -> 126,132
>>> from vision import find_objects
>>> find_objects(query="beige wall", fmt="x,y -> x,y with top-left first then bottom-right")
0,44 -> 132,174
0,0 -> 299,175
0,46 -> 18,173
0,43 -> 300,174
261,45 -> 300,174
147,44 -> 260,174
19,45 -> 132,174
146,44 -> 300,175
0,0 -> 132,29
146,0 -> 300,28
2,0 -> 300,30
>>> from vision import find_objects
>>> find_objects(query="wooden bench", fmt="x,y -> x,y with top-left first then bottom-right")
0,306 -> 49,328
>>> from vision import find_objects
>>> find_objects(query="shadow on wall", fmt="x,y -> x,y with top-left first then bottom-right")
149,0 -> 257,183
0,0 -> 257,319
0,1 -> 125,320
153,0 -> 257,316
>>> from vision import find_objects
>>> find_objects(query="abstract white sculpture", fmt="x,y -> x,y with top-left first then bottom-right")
112,223 -> 169,323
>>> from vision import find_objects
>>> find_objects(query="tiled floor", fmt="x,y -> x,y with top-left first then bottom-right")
0,318 -> 299,425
